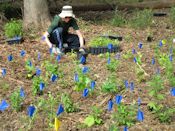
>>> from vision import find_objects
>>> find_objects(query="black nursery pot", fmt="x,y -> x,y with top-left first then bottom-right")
6,36 -> 23,45
147,36 -> 153,42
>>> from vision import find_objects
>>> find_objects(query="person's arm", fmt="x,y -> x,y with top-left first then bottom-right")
76,30 -> 84,48
43,31 -> 52,48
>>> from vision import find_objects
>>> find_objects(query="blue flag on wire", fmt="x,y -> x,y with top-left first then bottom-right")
115,95 -> 122,105
39,82 -> 45,91
27,105 -> 36,117
170,88 -> 175,96
137,109 -> 144,121
20,88 -> 25,98
8,54 -> 13,61
20,50 -> 26,57
83,88 -> 89,97
2,68 -> 6,77
108,99 -> 113,111
56,104 -> 64,116
51,74 -> 58,82
90,81 -> 96,90
0,100 -> 9,112
108,43 -> 113,50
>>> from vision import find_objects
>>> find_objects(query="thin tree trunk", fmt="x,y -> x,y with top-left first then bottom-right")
23,0 -> 51,30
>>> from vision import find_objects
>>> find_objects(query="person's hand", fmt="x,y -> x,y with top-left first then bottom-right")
52,47 -> 57,54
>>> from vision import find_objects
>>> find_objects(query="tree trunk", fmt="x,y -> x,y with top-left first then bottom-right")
23,0 -> 51,30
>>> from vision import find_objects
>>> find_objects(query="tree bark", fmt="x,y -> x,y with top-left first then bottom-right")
23,0 -> 51,30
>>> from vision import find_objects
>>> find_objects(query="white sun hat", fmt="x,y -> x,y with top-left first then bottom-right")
59,5 -> 75,18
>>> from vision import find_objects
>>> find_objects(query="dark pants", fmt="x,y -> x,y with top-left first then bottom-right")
49,27 -> 81,52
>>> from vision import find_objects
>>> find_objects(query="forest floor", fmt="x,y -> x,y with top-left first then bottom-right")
0,8 -> 175,131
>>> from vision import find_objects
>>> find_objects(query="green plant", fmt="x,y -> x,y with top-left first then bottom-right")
32,76 -> 45,95
25,60 -> 35,79
122,50 -> 133,59
101,74 -> 119,93
147,74 -> 164,100
112,103 -> 137,127
10,88 -> 24,111
4,19 -> 23,38
74,67 -> 91,91
129,9 -> 153,29
148,102 -> 175,123
61,93 -> 77,113
107,58 -> 120,72
110,10 -> 126,27
89,37 -> 119,47
83,106 -> 103,127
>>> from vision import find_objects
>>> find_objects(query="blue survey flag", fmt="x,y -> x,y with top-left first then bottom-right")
115,95 -> 122,105
74,73 -> 79,82
20,50 -> 26,57
8,54 -> 13,61
56,55 -> 61,62
0,100 -> 9,111
56,104 -> 64,116
39,82 -> 45,91
41,36 -> 46,41
108,43 -> 113,50
51,74 -> 57,82
138,97 -> 141,106
36,68 -> 41,76
169,55 -> 173,62
38,52 -> 41,60
90,81 -> 96,90
108,99 -> 113,111
159,40 -> 163,47
132,48 -> 136,54
133,57 -> 137,63
138,42 -> 143,49
130,82 -> 134,91
170,88 -> 175,96
80,56 -> 86,64
83,88 -> 89,97
2,68 -> 6,77
137,109 -> 144,121
151,57 -> 155,65
123,126 -> 128,131
20,88 -> 25,98
124,80 -> 129,88
28,105 -> 36,117
82,66 -> 89,74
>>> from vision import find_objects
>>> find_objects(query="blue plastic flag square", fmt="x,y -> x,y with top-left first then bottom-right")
124,80 -> 129,88
56,55 -> 61,62
133,57 -> 137,63
123,126 -> 128,131
27,105 -> 36,117
137,109 -> 144,121
108,43 -> 113,50
138,42 -> 143,49
20,50 -> 26,57
108,99 -> 113,111
41,36 -> 46,41
36,68 -> 41,76
138,97 -> 141,106
83,88 -> 89,97
132,48 -> 136,54
170,88 -> 175,96
115,95 -> 122,105
80,56 -> 86,64
39,82 -> 45,91
90,81 -> 96,90
0,100 -> 9,112
130,82 -> 134,91
151,57 -> 155,65
56,104 -> 64,116
159,40 -> 163,47
82,66 -> 89,74
38,52 -> 41,60
51,74 -> 58,82
74,73 -> 79,82
20,88 -> 25,98
2,68 -> 6,77
8,55 -> 13,61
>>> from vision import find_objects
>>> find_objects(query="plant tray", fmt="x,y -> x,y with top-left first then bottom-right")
6,36 -> 22,45
89,46 -> 121,55
153,12 -> 167,17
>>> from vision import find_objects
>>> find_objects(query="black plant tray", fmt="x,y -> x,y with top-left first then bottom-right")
101,35 -> 123,41
6,36 -> 23,45
153,12 -> 167,17
89,46 -> 121,55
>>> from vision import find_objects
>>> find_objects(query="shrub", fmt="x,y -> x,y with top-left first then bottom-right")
110,11 -> 126,27
4,19 -> 23,38
129,9 -> 153,29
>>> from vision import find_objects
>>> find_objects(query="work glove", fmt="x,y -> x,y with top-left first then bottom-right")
52,47 -> 63,55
